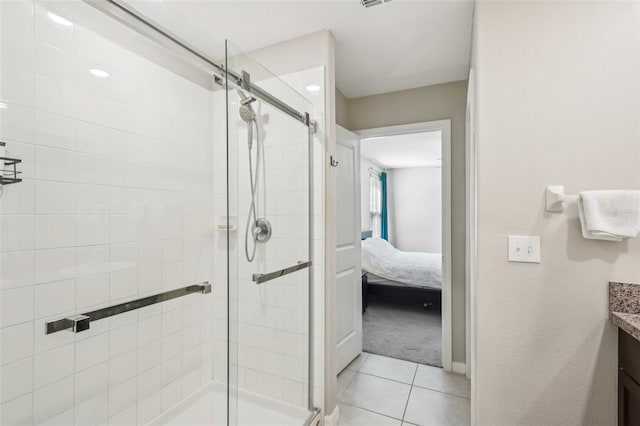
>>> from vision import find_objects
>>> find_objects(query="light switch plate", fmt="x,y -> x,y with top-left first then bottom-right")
508,235 -> 541,263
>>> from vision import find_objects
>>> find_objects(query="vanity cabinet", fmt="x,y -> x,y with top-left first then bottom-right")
619,329 -> 640,426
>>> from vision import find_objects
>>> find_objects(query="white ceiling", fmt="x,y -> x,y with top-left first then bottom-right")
361,131 -> 442,169
145,0 -> 473,99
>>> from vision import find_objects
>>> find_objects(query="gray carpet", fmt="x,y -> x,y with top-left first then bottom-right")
363,300 -> 442,367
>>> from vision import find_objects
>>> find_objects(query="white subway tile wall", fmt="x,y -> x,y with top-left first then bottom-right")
0,2 -> 216,425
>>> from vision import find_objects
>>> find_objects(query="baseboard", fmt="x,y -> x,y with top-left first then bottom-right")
452,362 -> 466,375
324,404 -> 339,426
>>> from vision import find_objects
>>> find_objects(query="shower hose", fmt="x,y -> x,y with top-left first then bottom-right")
244,120 -> 262,262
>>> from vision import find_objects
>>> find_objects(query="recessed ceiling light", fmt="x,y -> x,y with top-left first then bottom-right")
89,69 -> 110,78
47,12 -> 73,27
305,85 -> 321,93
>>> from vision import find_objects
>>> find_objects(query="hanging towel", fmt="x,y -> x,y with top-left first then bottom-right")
578,190 -> 640,241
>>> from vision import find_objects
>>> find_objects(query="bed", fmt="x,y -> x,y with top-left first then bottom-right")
361,234 -> 442,311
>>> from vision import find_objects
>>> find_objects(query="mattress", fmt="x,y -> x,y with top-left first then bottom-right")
365,273 -> 440,291
361,237 -> 442,290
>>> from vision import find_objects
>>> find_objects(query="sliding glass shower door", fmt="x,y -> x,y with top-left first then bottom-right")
223,41 -> 316,426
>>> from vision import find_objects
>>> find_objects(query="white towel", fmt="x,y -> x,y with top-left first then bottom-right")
578,190 -> 640,241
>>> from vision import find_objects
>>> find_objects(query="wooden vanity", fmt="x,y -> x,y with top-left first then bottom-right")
619,329 -> 640,426
609,282 -> 640,426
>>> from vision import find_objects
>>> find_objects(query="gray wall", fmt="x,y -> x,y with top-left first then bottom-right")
336,88 -> 349,129
343,80 -> 468,364
388,167 -> 442,253
473,2 -> 639,424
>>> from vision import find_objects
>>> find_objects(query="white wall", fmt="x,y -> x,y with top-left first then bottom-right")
472,2 -> 640,425
0,2 -> 215,425
388,167 -> 441,253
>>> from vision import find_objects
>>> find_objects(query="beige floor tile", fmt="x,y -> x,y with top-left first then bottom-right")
337,369 -> 357,398
345,352 -> 369,372
413,364 -> 470,398
403,386 -> 470,426
337,403 -> 401,426
340,373 -> 411,420
359,353 -> 417,384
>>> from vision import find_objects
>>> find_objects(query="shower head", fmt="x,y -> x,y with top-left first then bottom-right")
239,105 -> 255,123
237,89 -> 256,123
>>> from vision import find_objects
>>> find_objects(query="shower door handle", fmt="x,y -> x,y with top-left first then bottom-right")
252,261 -> 312,284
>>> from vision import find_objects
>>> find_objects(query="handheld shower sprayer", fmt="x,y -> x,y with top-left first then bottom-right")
237,90 -> 256,122
237,90 -> 257,150
238,89 -> 271,263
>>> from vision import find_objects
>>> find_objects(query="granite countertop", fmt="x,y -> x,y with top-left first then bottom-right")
609,282 -> 640,341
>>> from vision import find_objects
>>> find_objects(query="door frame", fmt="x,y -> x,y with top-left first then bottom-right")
353,119 -> 453,372
466,69 -> 477,421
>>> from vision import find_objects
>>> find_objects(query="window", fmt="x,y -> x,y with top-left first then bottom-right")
369,173 -> 382,237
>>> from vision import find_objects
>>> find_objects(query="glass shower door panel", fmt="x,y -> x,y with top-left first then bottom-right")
225,40 -> 313,426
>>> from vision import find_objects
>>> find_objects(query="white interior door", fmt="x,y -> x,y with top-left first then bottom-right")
335,125 -> 362,373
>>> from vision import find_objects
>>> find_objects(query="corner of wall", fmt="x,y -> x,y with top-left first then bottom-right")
335,88 -> 349,129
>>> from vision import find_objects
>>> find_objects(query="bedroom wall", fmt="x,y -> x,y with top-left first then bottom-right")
472,2 -> 640,425
346,80 -> 467,365
388,167 -> 441,253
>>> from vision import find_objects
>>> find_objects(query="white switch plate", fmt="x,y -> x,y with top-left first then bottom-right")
508,236 -> 541,263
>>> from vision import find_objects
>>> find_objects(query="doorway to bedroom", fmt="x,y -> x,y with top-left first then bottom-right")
360,129 -> 444,367
334,120 -> 458,421
333,119 -> 453,378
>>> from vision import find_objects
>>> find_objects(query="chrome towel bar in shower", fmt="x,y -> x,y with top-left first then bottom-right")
252,261 -> 312,284
44,282 -> 211,334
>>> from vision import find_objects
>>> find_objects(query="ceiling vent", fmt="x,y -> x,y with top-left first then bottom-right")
361,0 -> 391,8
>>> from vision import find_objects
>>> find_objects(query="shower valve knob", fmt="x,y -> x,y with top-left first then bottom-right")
254,218 -> 272,243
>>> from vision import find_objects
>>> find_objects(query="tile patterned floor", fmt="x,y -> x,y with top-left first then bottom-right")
337,352 -> 470,426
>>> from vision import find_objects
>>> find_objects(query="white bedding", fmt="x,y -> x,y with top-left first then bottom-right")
361,238 -> 442,289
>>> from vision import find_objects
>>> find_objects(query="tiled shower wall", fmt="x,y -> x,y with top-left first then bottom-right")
0,1 -> 215,425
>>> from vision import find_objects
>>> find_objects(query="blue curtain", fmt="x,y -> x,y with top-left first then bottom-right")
380,172 -> 388,240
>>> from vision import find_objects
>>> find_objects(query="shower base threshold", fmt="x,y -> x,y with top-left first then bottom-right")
150,381 -> 310,426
